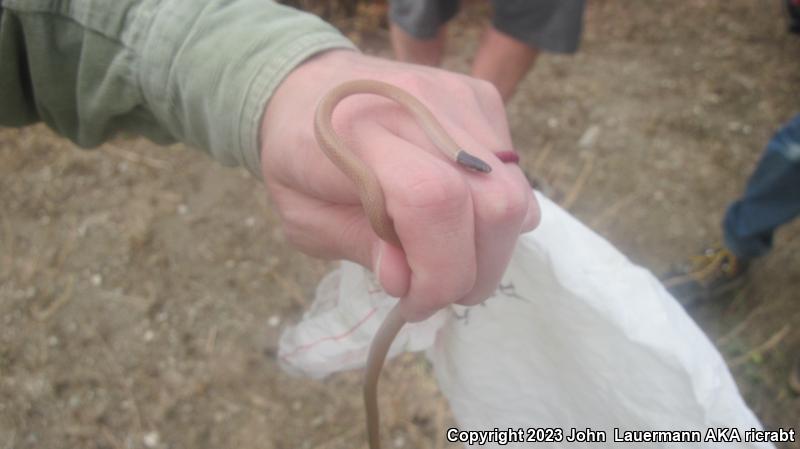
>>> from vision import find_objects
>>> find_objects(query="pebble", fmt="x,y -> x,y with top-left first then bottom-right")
143,431 -> 160,448
578,125 -> 600,149
267,315 -> 281,328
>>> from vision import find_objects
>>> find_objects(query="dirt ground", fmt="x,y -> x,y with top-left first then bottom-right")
1,1 -> 799,448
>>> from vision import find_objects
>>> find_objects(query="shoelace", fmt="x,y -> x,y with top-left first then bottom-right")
662,248 -> 739,288
687,249 -> 739,285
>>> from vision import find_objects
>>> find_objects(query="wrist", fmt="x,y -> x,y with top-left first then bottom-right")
259,50 -> 361,171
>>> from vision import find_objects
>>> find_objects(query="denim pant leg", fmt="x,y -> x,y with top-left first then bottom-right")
723,113 -> 800,260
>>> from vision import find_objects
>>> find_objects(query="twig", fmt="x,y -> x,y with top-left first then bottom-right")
578,125 -> 601,149
32,276 -> 74,321
561,156 -> 594,210
543,153 -> 566,189
531,143 -> 553,174
730,324 -> 791,368
715,303 -> 778,347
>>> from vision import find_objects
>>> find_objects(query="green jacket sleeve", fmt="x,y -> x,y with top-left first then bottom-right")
0,0 -> 356,178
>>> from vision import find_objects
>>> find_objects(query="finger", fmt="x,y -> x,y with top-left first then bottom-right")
429,120 -> 534,306
462,161 -> 531,305
363,129 -> 478,322
491,151 -> 540,233
265,100 -> 401,206
465,80 -> 541,234
442,87 -> 541,235
379,94 -> 536,310
266,182 -> 412,298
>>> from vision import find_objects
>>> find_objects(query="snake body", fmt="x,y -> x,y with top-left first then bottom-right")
314,80 -> 492,449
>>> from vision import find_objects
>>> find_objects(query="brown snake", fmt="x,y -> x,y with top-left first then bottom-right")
314,80 -> 492,449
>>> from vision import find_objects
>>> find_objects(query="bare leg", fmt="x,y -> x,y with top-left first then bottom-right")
390,23 -> 446,66
472,26 -> 538,102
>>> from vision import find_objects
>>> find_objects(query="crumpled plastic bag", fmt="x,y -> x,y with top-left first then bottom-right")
278,192 -> 776,448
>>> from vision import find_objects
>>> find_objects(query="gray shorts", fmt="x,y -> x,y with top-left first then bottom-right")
389,0 -> 585,53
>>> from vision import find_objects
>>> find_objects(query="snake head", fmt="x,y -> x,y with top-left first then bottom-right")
456,150 -> 492,173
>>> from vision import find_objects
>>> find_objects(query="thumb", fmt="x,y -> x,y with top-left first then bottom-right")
372,240 -> 411,299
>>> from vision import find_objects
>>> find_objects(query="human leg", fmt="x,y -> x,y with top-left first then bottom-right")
662,114 -> 800,304
389,24 -> 446,66
471,27 -> 538,102
722,113 -> 800,260
387,0 -> 459,66
475,0 -> 585,102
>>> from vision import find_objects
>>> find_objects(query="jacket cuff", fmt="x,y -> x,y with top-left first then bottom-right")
139,0 -> 356,178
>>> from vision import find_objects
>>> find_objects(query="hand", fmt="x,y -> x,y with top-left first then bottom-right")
260,50 -> 539,321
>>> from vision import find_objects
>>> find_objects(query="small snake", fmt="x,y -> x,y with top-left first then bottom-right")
314,80 -> 492,449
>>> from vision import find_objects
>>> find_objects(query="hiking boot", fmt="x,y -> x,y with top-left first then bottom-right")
661,247 -> 749,306
790,355 -> 800,395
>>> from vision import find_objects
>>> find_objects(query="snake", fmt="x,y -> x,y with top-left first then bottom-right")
314,79 -> 493,449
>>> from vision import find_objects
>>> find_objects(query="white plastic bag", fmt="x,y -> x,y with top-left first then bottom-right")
278,192 -> 776,448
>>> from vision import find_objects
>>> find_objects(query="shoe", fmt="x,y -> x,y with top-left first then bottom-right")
661,247 -> 749,306
791,355 -> 800,395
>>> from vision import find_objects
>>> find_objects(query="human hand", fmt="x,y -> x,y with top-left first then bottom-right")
260,50 -> 539,321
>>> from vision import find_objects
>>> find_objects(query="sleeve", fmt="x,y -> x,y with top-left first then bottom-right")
0,0 -> 357,178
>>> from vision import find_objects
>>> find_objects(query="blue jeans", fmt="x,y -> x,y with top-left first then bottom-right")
723,113 -> 800,260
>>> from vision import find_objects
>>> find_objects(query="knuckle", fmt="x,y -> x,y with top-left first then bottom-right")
395,166 -> 469,211
440,75 -> 482,101
476,78 -> 502,103
449,78 -> 477,98
478,176 -> 529,225
389,71 -> 436,97
473,79 -> 506,120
